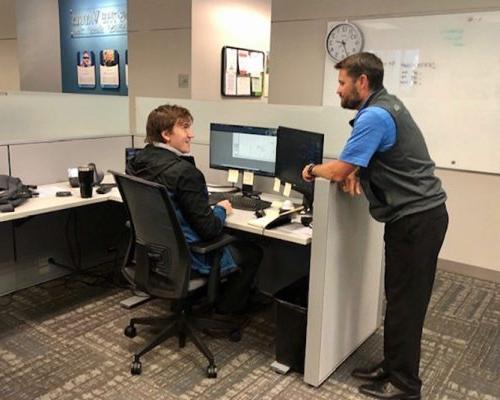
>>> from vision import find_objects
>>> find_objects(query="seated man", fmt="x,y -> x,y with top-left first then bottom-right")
127,104 -> 262,315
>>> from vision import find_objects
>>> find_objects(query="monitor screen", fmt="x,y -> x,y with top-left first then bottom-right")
275,126 -> 324,207
210,123 -> 277,177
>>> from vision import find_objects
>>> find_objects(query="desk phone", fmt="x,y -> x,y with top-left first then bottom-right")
248,206 -> 303,229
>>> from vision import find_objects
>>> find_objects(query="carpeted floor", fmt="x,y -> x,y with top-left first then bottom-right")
0,269 -> 498,400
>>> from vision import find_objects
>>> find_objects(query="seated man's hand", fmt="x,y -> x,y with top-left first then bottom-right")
217,200 -> 233,215
340,170 -> 362,197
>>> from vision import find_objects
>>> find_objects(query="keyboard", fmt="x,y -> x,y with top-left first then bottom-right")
208,192 -> 271,211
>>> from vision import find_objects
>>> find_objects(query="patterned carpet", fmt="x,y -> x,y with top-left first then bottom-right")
0,270 -> 498,400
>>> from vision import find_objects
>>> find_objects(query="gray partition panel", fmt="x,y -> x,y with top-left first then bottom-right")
10,136 -> 133,185
0,145 -> 8,175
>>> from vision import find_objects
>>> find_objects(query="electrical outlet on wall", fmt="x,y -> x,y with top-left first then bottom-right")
178,74 -> 189,88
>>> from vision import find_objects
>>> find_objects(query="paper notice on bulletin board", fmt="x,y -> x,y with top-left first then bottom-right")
237,76 -> 251,95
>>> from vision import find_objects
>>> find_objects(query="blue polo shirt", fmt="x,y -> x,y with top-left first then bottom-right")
339,106 -> 396,167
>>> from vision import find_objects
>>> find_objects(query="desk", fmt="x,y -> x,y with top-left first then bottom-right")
0,182 -> 118,223
0,178 -> 384,388
1,181 -> 311,245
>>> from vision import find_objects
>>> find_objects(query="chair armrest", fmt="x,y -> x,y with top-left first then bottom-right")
189,234 -> 236,254
189,234 -> 237,304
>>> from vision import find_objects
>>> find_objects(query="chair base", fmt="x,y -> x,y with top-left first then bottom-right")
124,309 -> 241,378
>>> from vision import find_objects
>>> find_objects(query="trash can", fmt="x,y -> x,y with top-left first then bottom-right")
274,276 -> 309,373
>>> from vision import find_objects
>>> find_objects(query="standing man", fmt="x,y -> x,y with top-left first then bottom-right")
303,53 -> 448,400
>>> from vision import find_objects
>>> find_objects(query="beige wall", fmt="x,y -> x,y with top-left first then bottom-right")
191,0 -> 271,101
128,0 -> 191,133
128,0 -> 191,100
270,0 -> 500,274
0,0 -> 20,91
435,169 -> 500,272
15,0 -> 61,92
269,19 -> 324,105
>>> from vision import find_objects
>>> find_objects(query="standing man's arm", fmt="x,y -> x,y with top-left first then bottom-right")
302,107 -> 396,197
302,160 -> 361,196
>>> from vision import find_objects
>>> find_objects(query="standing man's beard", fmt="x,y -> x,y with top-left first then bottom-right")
340,88 -> 362,110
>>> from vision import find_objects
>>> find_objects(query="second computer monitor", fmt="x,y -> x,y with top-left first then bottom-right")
275,126 -> 324,209
210,123 -> 277,176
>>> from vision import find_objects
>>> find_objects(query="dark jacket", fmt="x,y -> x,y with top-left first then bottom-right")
127,144 -> 236,274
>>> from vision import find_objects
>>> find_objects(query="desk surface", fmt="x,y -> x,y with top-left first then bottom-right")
1,180 -> 312,245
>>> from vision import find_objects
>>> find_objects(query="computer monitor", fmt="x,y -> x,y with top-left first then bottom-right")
275,126 -> 324,210
210,123 -> 277,194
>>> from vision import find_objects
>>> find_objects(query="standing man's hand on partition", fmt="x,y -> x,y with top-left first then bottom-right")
340,169 -> 362,196
302,163 -> 316,182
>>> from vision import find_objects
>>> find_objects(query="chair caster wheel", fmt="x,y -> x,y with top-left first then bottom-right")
124,325 -> 136,338
131,360 -> 142,375
207,364 -> 217,378
229,329 -> 241,342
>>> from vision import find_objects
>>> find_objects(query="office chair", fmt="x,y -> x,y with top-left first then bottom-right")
111,171 -> 241,379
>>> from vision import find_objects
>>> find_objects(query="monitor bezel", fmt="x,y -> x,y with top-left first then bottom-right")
275,126 -> 324,207
209,122 -> 278,177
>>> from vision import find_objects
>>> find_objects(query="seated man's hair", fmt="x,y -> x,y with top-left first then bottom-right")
146,104 -> 193,144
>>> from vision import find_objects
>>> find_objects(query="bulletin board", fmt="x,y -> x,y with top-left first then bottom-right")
221,46 -> 265,97
323,11 -> 500,174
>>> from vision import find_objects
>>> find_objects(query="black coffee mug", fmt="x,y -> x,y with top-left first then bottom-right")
78,166 -> 94,198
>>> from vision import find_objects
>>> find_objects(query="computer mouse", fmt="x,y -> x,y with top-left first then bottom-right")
282,199 -> 294,210
96,186 -> 112,194
254,209 -> 266,218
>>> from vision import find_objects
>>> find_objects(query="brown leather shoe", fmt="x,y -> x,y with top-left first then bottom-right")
359,381 -> 421,399
352,364 -> 389,381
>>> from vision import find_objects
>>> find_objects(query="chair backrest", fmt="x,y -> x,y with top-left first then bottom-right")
111,171 -> 192,299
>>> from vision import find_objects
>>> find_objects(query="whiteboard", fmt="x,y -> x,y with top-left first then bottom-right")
323,11 -> 500,174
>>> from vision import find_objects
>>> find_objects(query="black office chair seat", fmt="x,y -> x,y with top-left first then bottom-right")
123,266 -> 207,292
112,171 -> 242,379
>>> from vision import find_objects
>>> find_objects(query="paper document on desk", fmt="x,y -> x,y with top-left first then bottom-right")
38,185 -> 71,197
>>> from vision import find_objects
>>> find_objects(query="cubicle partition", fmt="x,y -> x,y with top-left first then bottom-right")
135,96 -> 354,160
0,91 -> 129,142
305,179 -> 384,386
0,146 -> 8,175
0,92 -> 131,295
0,134 -> 132,296
134,94 -> 347,195
9,135 -> 132,185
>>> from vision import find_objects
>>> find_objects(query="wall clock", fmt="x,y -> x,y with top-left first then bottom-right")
326,22 -> 364,62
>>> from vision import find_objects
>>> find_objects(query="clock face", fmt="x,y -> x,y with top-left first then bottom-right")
326,23 -> 364,62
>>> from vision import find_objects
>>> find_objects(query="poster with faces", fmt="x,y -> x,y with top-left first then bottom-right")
100,49 -> 119,88
77,50 -> 96,88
